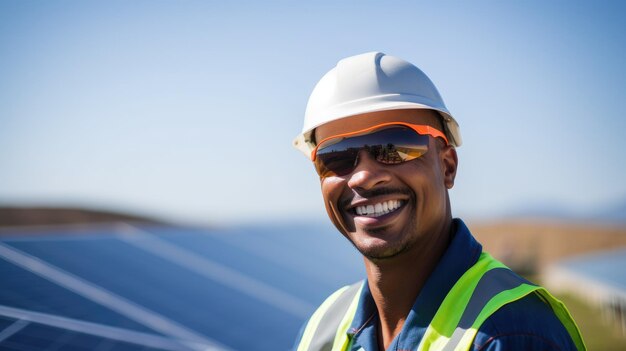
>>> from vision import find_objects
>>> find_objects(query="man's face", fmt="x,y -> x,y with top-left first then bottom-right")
315,109 -> 458,260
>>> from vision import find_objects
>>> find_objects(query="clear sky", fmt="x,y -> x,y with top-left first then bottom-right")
1,1 -> 625,225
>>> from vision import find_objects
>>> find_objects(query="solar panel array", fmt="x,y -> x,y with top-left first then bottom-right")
0,222 -> 364,350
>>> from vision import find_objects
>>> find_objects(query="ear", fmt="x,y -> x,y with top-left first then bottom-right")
440,145 -> 458,189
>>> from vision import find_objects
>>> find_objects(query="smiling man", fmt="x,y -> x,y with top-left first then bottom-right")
293,52 -> 585,351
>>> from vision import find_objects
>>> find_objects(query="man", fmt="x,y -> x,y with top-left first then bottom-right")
292,52 -> 585,351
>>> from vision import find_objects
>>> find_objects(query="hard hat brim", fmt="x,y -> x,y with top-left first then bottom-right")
293,100 -> 461,157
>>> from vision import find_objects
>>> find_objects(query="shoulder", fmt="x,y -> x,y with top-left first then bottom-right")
472,292 -> 578,351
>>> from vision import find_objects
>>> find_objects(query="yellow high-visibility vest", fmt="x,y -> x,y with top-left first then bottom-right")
296,252 -> 586,351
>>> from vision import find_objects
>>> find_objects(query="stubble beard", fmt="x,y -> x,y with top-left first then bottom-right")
352,213 -> 419,261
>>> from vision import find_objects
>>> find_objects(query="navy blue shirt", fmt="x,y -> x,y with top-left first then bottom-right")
295,219 -> 577,351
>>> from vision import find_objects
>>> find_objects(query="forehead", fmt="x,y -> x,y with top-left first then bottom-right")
315,109 -> 443,141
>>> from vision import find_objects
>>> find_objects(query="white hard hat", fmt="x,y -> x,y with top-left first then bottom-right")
293,52 -> 462,156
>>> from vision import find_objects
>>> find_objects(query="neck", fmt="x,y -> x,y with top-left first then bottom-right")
365,218 -> 454,350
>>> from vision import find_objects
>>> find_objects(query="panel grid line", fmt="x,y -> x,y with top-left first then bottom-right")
117,224 -> 314,318
0,241 -> 231,351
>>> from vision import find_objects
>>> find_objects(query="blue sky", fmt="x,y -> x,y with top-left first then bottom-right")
1,1 -> 625,225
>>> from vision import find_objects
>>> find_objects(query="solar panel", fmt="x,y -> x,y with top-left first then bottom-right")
0,223 -> 364,350
0,309 -> 190,351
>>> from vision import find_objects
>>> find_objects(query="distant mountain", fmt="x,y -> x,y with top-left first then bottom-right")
502,199 -> 626,224
0,206 -> 166,227
591,199 -> 626,224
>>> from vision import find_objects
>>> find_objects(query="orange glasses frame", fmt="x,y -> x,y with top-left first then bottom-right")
310,122 -> 449,161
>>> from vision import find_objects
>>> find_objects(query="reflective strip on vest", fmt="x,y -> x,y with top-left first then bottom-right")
297,282 -> 363,351
296,252 -> 586,351
418,253 -> 585,351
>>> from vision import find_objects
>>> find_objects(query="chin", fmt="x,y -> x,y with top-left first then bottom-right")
353,237 -> 411,261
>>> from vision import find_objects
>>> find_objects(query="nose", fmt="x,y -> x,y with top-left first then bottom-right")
346,150 -> 392,190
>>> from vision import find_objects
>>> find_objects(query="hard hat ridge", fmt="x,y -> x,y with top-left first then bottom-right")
294,52 -> 462,156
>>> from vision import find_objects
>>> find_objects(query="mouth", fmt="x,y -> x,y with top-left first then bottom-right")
352,199 -> 405,218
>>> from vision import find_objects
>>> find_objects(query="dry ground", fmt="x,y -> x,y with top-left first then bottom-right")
467,219 -> 626,274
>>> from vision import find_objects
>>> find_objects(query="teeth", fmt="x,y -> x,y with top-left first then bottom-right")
355,200 -> 403,217
375,203 -> 383,213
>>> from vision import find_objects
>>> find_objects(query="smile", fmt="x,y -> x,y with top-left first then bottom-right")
354,200 -> 404,218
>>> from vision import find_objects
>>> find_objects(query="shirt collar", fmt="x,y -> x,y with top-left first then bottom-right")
347,218 -> 483,350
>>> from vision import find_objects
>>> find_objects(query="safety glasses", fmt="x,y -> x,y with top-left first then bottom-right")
311,122 -> 448,177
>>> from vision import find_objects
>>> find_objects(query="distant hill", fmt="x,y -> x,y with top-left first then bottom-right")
468,219 -> 626,275
593,199 -> 626,223
502,198 -> 626,225
0,206 -> 165,228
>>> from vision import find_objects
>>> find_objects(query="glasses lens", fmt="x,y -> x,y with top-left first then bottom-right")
314,126 -> 429,177
314,148 -> 358,177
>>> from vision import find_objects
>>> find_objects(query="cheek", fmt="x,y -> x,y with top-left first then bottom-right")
404,161 -> 447,210
320,177 -> 348,227
320,177 -> 343,201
